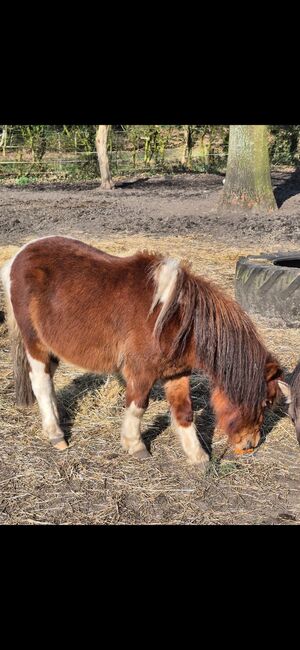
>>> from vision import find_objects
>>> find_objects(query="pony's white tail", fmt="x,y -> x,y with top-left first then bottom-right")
0,259 -> 35,406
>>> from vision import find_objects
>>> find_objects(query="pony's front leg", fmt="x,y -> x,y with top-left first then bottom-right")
164,376 -> 209,467
27,351 -> 67,451
121,371 -> 152,460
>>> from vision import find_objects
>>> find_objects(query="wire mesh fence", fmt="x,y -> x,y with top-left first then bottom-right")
0,125 -> 299,184
0,125 -> 229,183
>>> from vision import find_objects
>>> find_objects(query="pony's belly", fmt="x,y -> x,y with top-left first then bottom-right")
37,323 -> 121,374
48,342 -> 120,374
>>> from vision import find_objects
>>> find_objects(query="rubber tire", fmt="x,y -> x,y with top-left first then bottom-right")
235,252 -> 300,326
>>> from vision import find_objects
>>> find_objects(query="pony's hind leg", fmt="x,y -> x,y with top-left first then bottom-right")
49,355 -> 59,379
26,349 -> 67,451
164,376 -> 209,468
121,368 -> 152,460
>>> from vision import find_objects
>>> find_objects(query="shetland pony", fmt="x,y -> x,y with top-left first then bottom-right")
1,236 -> 282,466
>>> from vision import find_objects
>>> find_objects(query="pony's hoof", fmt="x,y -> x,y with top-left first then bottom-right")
199,459 -> 209,474
188,452 -> 209,471
53,439 -> 68,451
132,448 -> 151,460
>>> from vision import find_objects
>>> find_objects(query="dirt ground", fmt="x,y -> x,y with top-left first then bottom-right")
0,170 -> 300,525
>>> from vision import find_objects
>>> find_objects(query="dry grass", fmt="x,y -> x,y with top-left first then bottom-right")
1,234 -> 300,525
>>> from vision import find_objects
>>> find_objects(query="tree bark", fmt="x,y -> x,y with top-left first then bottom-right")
222,125 -> 276,210
0,125 -> 8,156
181,125 -> 193,167
96,125 -> 114,189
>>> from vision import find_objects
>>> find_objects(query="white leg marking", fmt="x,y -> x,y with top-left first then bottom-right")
172,415 -> 209,467
121,402 -> 149,458
27,353 -> 67,450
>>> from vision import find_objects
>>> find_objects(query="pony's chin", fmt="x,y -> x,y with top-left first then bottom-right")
231,430 -> 261,454
233,447 -> 255,455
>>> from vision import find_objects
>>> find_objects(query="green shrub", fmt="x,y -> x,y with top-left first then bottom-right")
15,175 -> 37,185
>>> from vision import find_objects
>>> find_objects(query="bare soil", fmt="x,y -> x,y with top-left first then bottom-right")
1,170 -> 299,246
0,170 -> 300,525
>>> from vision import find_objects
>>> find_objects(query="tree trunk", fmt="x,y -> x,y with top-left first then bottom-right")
181,125 -> 193,167
222,125 -> 276,210
144,137 -> 151,164
0,125 -> 8,157
96,125 -> 114,189
290,128 -> 298,160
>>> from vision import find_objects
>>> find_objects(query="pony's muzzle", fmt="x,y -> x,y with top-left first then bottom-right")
232,428 -> 261,454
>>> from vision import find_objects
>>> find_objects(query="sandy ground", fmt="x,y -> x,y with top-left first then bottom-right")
0,170 -> 300,525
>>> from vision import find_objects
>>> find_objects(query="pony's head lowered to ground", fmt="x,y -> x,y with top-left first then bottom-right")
211,357 -> 282,452
151,258 -> 283,453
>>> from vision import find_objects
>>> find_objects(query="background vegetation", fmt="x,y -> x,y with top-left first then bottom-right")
0,125 -> 299,185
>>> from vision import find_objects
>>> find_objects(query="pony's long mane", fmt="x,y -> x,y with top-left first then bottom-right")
151,259 -> 274,419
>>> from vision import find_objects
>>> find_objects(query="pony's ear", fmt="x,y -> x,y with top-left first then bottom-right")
265,361 -> 284,406
265,361 -> 282,382
278,380 -> 292,404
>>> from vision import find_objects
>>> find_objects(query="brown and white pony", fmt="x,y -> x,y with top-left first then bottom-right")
1,236 -> 282,467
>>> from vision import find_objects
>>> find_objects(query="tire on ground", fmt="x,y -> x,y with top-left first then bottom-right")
235,253 -> 300,326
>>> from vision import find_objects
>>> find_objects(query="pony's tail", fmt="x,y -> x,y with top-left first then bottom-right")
1,260 -> 35,406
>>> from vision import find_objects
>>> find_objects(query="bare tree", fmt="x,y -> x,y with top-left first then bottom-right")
0,125 -> 8,157
96,125 -> 114,189
222,125 -> 276,210
181,125 -> 193,167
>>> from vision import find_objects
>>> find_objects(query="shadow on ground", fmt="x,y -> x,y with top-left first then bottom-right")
55,366 -> 292,457
58,370 -> 214,456
57,373 -> 108,443
142,373 -> 214,455
261,364 -> 294,442
273,167 -> 300,208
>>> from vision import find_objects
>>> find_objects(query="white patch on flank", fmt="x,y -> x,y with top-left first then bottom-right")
121,401 -> 146,455
0,256 -> 13,305
171,415 -> 209,466
1,235 -> 78,287
0,236 -> 79,330
0,256 -> 18,336
150,258 -> 180,334
27,352 -> 64,443
1,238 -> 52,298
